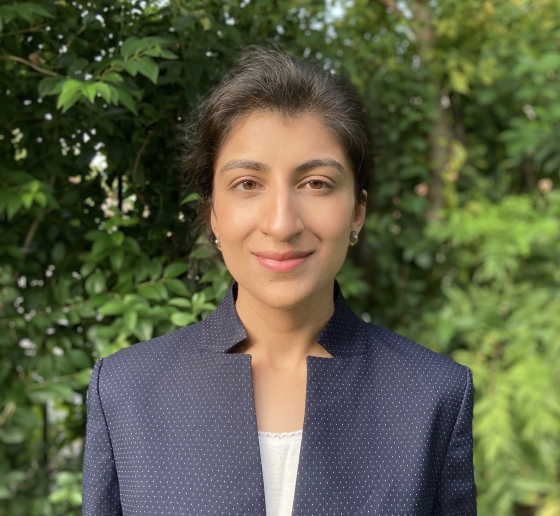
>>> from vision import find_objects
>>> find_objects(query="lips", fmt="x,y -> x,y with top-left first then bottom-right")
252,250 -> 314,273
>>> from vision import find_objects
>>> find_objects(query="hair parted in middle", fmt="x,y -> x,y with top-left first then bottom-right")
182,46 -> 372,239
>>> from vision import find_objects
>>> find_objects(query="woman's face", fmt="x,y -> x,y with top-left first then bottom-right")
211,111 -> 366,309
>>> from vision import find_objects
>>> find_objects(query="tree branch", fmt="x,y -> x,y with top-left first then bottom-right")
0,55 -> 58,77
22,175 -> 56,253
129,130 -> 154,208
5,23 -> 48,36
22,218 -> 41,251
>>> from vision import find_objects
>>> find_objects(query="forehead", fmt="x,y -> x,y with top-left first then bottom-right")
215,111 -> 350,170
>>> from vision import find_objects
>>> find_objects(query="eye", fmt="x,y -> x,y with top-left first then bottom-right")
235,180 -> 257,191
306,180 -> 330,190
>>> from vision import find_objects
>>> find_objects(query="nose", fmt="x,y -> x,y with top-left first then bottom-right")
259,185 -> 304,242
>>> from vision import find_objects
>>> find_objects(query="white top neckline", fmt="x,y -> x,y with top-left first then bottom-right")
258,430 -> 303,516
258,429 -> 303,439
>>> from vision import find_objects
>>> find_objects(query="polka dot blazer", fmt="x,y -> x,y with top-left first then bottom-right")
83,282 -> 476,515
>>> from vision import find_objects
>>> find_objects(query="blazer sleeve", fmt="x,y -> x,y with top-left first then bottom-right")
433,367 -> 477,515
82,359 -> 122,516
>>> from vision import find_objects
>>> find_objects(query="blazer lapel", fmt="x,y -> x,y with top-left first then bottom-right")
292,287 -> 394,515
197,282 -> 390,515
194,286 -> 266,514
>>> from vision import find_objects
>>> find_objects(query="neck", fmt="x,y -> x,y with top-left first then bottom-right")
233,281 -> 335,364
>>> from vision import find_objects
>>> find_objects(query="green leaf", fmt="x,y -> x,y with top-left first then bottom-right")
123,309 -> 138,330
51,242 -> 66,263
12,407 -> 39,428
27,383 -> 74,404
80,262 -> 96,277
67,349 -> 91,369
137,283 -> 167,301
0,5 -> 16,25
0,427 -> 25,445
108,84 -> 120,105
98,299 -> 124,316
144,36 -> 176,47
56,79 -> 83,112
117,88 -> 137,115
200,16 -> 212,30
111,230 -> 125,246
170,312 -> 197,326
166,279 -> 190,297
122,60 -> 140,77
95,82 -> 112,103
28,3 -> 54,19
160,49 -> 179,60
136,57 -> 159,84
38,77 -> 60,98
34,191 -> 47,207
104,72 -> 124,83
168,297 -> 191,308
181,192 -> 201,205
15,3 -> 38,22
6,196 -> 22,219
110,249 -> 124,270
21,192 -> 34,209
149,259 -> 163,281
81,83 -> 98,104
163,262 -> 189,278
120,36 -> 146,59
74,368 -> 93,387
132,320 -> 153,341
85,272 -> 106,295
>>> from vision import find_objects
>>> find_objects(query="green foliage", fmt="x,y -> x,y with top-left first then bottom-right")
419,193 -> 560,514
1,0 -> 559,515
0,0 -> 313,513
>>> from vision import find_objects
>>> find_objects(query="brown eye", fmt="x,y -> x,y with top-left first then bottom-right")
241,180 -> 256,190
308,180 -> 325,189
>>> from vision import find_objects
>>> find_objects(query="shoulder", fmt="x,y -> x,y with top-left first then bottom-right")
97,320 -> 203,380
365,323 -> 471,400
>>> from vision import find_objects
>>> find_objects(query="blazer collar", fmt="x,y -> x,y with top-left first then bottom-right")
199,281 -> 369,357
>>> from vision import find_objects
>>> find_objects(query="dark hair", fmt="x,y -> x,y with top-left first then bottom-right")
182,46 -> 372,238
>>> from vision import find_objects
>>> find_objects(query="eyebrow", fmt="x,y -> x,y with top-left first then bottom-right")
218,158 -> 346,176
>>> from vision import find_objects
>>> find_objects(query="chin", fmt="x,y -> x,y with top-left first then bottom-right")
235,273 -> 333,310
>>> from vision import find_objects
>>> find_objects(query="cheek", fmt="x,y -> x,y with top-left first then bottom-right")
301,197 -> 354,238
212,195 -> 258,242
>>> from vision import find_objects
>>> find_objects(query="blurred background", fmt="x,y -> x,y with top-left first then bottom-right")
1,0 -> 559,514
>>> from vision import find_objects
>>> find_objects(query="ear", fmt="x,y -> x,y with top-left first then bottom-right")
210,205 -> 219,239
352,189 -> 367,232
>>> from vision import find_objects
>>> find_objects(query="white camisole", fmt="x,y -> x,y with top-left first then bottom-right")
258,430 -> 303,516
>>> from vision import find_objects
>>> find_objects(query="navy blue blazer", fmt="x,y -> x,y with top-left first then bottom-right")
83,282 -> 476,515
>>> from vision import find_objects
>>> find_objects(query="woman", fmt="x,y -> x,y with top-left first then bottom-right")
82,48 -> 476,515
